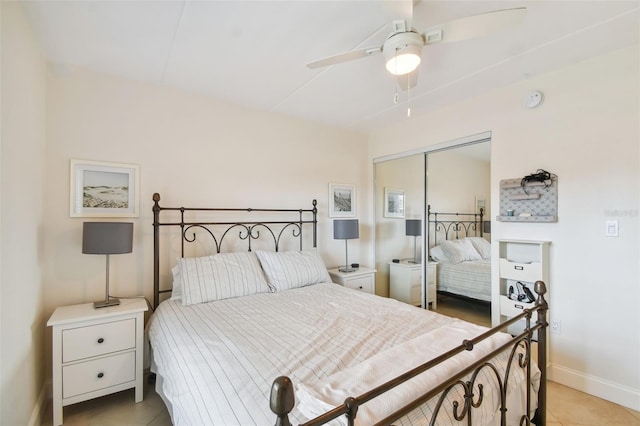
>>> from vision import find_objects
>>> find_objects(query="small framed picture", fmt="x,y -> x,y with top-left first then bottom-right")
475,196 -> 487,215
70,159 -> 140,217
329,183 -> 356,218
384,187 -> 405,218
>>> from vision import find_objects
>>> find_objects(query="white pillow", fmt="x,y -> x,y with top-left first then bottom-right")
466,237 -> 491,260
434,239 -> 482,264
430,245 -> 448,263
255,250 -> 331,291
170,264 -> 182,301
179,252 -> 271,306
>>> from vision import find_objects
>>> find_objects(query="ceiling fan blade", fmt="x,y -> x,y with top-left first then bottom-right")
397,70 -> 419,91
423,7 -> 527,45
306,46 -> 382,69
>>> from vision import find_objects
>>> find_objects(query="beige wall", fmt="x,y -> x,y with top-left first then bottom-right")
1,2 -> 48,425
426,148 -> 490,219
42,67 -> 372,314
369,46 -> 640,410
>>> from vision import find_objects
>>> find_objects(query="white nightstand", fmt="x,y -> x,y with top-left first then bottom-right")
328,266 -> 376,294
389,260 -> 438,308
47,298 -> 148,426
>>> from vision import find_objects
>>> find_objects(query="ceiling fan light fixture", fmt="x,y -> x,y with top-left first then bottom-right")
385,49 -> 421,75
383,32 -> 424,76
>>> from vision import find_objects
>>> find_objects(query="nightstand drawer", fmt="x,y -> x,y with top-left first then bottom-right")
344,276 -> 374,293
63,318 -> 135,362
62,351 -> 136,398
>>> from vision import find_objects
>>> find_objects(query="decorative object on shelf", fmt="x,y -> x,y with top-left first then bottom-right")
328,183 -> 356,218
384,187 -> 405,218
70,159 -> 140,218
333,219 -> 359,272
83,222 -> 133,308
497,169 -> 558,222
405,219 -> 421,264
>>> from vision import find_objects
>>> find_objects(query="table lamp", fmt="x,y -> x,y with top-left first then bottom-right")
405,219 -> 421,264
333,219 -> 359,272
83,222 -> 133,308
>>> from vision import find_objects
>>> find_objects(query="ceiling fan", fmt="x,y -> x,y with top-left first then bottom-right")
306,5 -> 527,90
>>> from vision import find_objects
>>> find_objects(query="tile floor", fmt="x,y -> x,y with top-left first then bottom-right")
41,296 -> 640,426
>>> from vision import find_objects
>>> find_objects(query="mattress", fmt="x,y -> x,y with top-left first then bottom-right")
437,260 -> 492,302
147,282 -> 536,425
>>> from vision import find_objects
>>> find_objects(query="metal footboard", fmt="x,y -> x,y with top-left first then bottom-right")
271,281 -> 548,426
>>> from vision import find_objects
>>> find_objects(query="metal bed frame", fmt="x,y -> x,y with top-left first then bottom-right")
427,204 -> 492,304
428,204 -> 485,248
150,193 -> 548,426
152,192 -> 318,308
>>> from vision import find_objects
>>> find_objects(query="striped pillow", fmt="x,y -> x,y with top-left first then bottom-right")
255,250 -> 331,291
179,252 -> 271,305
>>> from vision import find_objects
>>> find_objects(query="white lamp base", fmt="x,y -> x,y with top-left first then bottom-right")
338,266 -> 357,273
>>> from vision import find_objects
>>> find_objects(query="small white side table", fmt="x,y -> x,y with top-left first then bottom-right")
389,260 -> 438,308
328,266 -> 377,294
47,298 -> 148,426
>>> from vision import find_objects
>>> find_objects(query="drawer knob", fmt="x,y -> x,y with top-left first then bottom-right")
97,338 -> 104,344
97,372 -> 104,379
359,286 -> 363,289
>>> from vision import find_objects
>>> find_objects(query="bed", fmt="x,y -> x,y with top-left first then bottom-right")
428,205 -> 492,302
147,193 -> 548,426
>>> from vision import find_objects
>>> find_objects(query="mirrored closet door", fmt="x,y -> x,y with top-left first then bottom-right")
374,136 -> 491,322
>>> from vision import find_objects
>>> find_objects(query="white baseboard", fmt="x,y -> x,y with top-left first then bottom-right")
549,363 -> 640,411
28,381 -> 51,426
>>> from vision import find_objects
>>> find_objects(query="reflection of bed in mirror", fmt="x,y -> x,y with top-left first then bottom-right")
428,205 -> 491,302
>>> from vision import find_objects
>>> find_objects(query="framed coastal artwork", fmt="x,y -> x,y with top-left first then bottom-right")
70,159 -> 140,217
384,187 -> 405,218
329,183 -> 356,218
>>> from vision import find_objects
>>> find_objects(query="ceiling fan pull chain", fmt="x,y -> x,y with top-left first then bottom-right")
407,75 -> 412,117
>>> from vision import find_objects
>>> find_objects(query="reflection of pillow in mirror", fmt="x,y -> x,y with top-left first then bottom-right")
430,245 -> 448,262
437,239 -> 482,264
466,237 -> 491,260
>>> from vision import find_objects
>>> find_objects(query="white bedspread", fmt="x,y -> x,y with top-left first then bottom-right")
437,260 -> 492,302
147,283 -> 537,425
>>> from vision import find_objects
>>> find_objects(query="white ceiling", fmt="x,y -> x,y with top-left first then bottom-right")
22,1 -> 639,134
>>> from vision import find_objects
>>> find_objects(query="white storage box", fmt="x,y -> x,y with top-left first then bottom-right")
499,259 -> 542,282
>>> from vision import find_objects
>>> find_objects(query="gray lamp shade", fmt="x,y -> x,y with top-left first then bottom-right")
333,219 -> 359,240
483,220 -> 492,234
82,222 -> 133,254
405,219 -> 421,236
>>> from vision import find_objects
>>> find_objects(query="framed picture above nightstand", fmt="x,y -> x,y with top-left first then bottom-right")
328,267 -> 376,294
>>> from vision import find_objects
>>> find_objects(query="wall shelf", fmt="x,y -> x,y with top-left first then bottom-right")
497,176 -> 558,222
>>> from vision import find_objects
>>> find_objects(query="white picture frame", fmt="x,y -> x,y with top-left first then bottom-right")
329,183 -> 356,218
70,159 -> 140,217
475,196 -> 487,215
384,187 -> 405,218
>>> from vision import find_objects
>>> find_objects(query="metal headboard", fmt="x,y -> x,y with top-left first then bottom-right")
427,204 -> 484,248
152,193 -> 318,308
